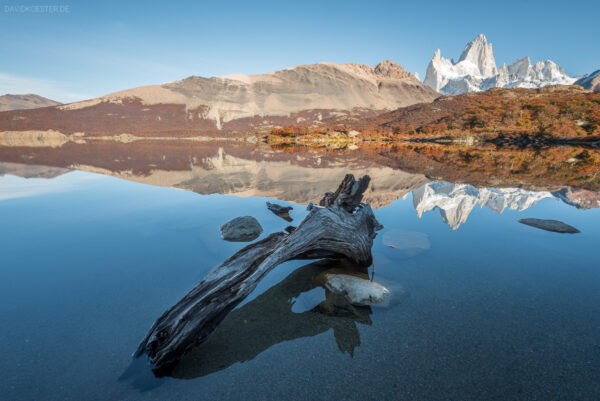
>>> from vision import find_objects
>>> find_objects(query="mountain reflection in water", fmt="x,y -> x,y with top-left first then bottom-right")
1,140 -> 598,229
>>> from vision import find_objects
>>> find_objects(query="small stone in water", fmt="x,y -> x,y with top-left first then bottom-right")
266,201 -> 293,222
219,216 -> 263,242
518,218 -> 580,234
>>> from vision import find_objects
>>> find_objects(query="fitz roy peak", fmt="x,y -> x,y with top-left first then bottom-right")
424,34 -> 575,94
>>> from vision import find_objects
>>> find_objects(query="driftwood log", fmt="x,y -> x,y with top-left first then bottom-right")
135,174 -> 382,368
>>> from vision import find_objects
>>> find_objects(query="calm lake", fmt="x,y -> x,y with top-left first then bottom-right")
1,142 -> 600,400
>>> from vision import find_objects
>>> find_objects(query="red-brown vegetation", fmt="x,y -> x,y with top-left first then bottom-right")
267,86 -> 600,143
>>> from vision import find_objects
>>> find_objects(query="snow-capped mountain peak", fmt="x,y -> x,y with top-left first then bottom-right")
457,33 -> 497,77
423,34 -> 575,94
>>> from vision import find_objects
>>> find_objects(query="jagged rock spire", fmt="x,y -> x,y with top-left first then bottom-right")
457,33 -> 497,76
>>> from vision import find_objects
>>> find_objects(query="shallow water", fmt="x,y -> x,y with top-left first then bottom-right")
1,153 -> 600,400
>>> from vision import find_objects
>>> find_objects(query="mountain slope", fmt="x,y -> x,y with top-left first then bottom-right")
355,85 -> 599,140
424,34 -> 575,94
150,60 -> 437,128
0,94 -> 61,112
0,61 -> 438,137
575,70 -> 600,91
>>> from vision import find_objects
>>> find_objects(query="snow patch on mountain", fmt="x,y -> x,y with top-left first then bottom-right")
424,34 -> 576,95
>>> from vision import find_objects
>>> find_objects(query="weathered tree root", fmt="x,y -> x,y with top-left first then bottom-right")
135,174 -> 382,368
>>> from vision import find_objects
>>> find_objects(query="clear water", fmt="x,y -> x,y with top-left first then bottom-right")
1,167 -> 600,400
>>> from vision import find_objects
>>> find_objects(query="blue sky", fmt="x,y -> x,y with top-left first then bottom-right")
1,0 -> 598,102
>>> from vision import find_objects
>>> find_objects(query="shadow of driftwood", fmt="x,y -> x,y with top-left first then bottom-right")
168,259 -> 373,379
120,258 -> 379,389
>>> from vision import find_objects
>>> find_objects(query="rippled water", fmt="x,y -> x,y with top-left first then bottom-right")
1,145 -> 600,400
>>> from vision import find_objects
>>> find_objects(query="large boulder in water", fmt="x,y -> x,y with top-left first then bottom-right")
220,216 -> 263,242
518,218 -> 580,234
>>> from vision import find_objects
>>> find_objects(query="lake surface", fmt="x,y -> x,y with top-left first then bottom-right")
1,142 -> 600,400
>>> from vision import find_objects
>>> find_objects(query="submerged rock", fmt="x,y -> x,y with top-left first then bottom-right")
316,291 -> 372,319
518,218 -> 580,234
219,216 -> 263,242
382,229 -> 430,258
291,287 -> 326,314
266,201 -> 293,222
323,273 -> 390,306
